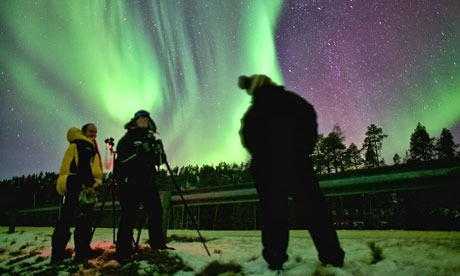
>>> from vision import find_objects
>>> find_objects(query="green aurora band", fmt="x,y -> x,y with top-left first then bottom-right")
1,1 -> 283,169
1,1 -> 459,177
382,36 -> 460,159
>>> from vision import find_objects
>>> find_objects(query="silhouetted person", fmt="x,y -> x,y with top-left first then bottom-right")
115,110 -> 169,263
51,123 -> 103,263
238,75 -> 345,270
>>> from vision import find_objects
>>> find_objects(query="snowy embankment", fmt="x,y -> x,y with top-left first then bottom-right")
0,227 -> 459,276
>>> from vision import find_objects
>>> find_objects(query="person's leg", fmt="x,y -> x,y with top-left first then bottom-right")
252,163 -> 289,269
51,177 -> 81,262
116,183 -> 140,260
141,182 -> 167,249
259,193 -> 289,270
74,206 -> 96,260
292,162 -> 344,267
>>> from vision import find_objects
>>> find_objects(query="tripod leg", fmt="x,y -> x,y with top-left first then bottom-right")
112,184 -> 116,244
128,211 -> 146,275
164,161 -> 211,256
90,181 -> 113,242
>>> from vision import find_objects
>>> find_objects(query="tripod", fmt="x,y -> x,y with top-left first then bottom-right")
156,140 -> 211,256
91,137 -> 120,245
128,139 -> 210,275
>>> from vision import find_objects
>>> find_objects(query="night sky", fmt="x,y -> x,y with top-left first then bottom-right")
1,0 -> 459,180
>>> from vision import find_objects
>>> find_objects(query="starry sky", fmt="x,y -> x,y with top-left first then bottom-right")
1,0 -> 459,180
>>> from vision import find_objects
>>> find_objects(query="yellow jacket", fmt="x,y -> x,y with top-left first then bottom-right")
56,127 -> 103,196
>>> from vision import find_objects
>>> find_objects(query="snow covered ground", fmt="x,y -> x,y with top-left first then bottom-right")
1,227 -> 459,276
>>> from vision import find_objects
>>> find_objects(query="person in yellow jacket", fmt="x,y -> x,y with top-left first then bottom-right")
51,123 -> 103,263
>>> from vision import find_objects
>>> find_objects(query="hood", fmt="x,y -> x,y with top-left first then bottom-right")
66,127 -> 95,145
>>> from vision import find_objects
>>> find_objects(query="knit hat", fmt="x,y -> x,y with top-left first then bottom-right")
124,110 -> 157,132
238,74 -> 277,95
134,110 -> 150,119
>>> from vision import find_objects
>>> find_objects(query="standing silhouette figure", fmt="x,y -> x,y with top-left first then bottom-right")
115,110 -> 169,263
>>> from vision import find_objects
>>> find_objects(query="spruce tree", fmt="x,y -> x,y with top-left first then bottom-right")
393,153 -> 401,165
311,134 -> 328,174
346,143 -> 363,170
323,124 -> 347,173
362,124 -> 388,168
409,122 -> 435,162
435,128 -> 459,160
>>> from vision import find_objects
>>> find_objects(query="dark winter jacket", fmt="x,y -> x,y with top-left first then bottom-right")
115,128 -> 164,183
240,85 -> 318,163
56,127 -> 103,196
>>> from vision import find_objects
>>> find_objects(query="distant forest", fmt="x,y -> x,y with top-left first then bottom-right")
1,122 -> 459,231
1,122 -> 458,212
311,122 -> 459,173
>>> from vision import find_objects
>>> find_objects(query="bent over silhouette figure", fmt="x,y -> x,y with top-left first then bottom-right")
238,74 -> 345,270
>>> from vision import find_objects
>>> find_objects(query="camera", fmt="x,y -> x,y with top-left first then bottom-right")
152,139 -> 166,165
153,139 -> 164,154
136,135 -> 166,165
105,137 -> 115,151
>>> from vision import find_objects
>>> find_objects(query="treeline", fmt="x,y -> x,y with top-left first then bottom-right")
312,122 -> 459,174
155,162 -> 253,191
0,172 -> 60,210
0,122 -> 458,213
0,162 -> 255,213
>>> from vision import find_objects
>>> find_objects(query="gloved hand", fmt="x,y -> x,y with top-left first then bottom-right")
136,142 -> 156,165
78,187 -> 98,214
72,174 -> 94,188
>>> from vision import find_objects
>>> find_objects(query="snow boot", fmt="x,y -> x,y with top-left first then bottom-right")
50,248 -> 72,264
263,249 -> 288,271
51,228 -> 71,263
319,248 -> 345,267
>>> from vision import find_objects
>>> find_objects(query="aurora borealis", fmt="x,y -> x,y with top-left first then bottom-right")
1,0 -> 459,179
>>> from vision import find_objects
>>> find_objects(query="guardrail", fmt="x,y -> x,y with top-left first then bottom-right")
6,165 -> 460,232
170,165 -> 460,205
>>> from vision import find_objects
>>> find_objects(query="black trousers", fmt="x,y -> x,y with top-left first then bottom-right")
51,176 -> 95,258
251,157 -> 344,266
116,176 -> 166,259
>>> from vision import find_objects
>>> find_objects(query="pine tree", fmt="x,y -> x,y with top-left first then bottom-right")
435,128 -> 459,160
322,124 -> 347,173
409,122 -> 435,162
311,134 -> 328,174
346,143 -> 363,170
393,153 -> 401,165
402,150 -> 410,164
362,124 -> 388,168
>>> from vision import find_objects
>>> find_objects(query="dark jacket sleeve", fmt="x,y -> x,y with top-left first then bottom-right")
240,86 -> 318,160
114,134 -> 135,182
284,92 -> 318,155
240,105 -> 273,159
240,108 -> 255,153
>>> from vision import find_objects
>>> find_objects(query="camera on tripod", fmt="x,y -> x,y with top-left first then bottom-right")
147,138 -> 167,165
153,139 -> 164,155
104,137 -> 116,170
105,137 -> 115,152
